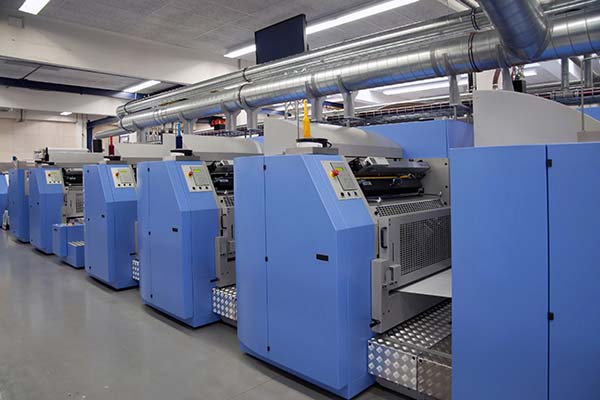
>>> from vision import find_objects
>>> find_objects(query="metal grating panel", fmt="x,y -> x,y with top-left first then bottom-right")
221,195 -> 234,207
376,199 -> 444,217
76,192 -> 84,214
368,301 -> 452,400
212,285 -> 237,321
132,259 -> 140,282
399,215 -> 450,276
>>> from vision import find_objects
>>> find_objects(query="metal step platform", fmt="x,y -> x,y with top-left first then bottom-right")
368,300 -> 452,400
212,285 -> 237,321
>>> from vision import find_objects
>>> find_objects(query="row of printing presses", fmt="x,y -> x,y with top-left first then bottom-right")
4,117 -> 599,400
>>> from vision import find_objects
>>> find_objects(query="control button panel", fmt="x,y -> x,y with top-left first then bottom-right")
181,165 -> 213,192
45,169 -> 63,185
321,161 -> 362,200
111,167 -> 136,188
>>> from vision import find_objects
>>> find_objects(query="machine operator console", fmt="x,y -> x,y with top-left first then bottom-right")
45,169 -> 63,185
181,165 -> 213,193
111,167 -> 135,188
321,161 -> 361,200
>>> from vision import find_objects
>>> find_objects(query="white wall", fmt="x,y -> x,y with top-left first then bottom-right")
0,114 -> 84,162
0,9 -> 240,84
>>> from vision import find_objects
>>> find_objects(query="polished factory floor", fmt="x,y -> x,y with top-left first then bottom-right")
0,231 -> 405,400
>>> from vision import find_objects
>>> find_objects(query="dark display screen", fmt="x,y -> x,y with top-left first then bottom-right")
255,14 -> 307,65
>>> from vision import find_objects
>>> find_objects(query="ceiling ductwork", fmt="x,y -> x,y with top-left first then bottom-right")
478,0 -> 551,60
97,0 -> 600,139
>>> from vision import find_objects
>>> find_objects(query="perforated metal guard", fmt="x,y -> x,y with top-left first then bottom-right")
132,259 -> 140,282
212,286 -> 237,321
76,192 -> 84,214
221,196 -> 234,207
376,199 -> 444,217
398,215 -> 451,276
368,301 -> 452,400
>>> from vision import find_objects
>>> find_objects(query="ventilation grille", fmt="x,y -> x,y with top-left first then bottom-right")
399,215 -> 450,276
376,199 -> 444,217
221,196 -> 234,207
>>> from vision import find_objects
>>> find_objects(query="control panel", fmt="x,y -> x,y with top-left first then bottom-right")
45,169 -> 63,185
181,165 -> 213,192
111,167 -> 136,188
321,160 -> 362,200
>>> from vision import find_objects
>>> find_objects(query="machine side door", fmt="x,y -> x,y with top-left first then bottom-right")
264,156 -> 344,390
147,164 -> 192,319
451,145 -> 549,400
547,143 -> 600,400
84,166 -> 111,280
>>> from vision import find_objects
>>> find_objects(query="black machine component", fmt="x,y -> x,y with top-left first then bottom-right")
207,162 -> 234,193
348,158 -> 429,199
62,168 -> 83,186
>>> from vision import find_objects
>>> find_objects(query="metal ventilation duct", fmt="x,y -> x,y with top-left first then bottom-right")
97,1 -> 600,139
478,0 -> 550,60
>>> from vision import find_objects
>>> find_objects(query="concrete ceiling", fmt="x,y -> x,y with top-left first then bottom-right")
1,0 -> 458,56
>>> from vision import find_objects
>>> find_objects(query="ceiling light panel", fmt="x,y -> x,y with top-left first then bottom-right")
19,0 -> 51,15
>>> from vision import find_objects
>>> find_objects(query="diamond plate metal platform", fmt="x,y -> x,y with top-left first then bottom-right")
132,259 -> 140,282
368,300 -> 452,400
212,285 -> 237,321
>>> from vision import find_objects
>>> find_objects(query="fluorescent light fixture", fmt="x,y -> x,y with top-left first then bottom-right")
382,77 -> 468,96
123,80 -> 161,93
19,0 -> 50,15
60,111 -> 72,116
225,0 -> 419,58
306,0 -> 419,34
523,69 -> 538,77
19,0 -> 51,15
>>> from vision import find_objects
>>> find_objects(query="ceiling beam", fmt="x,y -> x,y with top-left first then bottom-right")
0,77 -> 140,100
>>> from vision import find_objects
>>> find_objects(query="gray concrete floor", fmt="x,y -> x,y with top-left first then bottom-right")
0,231 -> 406,400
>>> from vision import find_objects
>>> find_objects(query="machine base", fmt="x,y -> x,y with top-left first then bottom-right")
240,344 -> 374,399
212,286 -> 237,321
368,300 -> 451,400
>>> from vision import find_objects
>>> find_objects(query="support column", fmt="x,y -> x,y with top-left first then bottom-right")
244,108 -> 258,131
336,76 -> 355,122
583,54 -> 593,88
449,74 -> 461,105
561,57 -> 570,91
309,97 -> 325,122
501,68 -> 513,91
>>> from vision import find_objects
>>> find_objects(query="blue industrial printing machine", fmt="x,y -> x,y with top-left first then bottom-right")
451,142 -> 600,400
0,171 -> 8,229
8,162 -> 31,242
235,119 -> 472,399
83,140 -> 174,290
29,148 -> 103,266
136,136 -> 262,327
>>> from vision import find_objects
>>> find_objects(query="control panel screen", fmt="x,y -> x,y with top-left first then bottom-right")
191,167 -> 210,187
45,170 -> 63,185
111,167 -> 135,188
330,162 -> 358,191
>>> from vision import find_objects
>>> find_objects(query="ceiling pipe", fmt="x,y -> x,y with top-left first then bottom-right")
478,0 -> 550,61
97,2 -> 600,139
115,0 -> 586,119
116,9 -> 489,118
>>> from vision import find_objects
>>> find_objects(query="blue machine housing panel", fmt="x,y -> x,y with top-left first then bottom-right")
137,161 -> 219,327
365,120 -> 473,159
450,145 -> 549,400
84,165 -> 137,289
547,143 -> 600,400
52,223 -> 84,268
236,154 -> 375,399
29,168 -> 64,254
8,169 -> 30,242
0,175 -> 7,215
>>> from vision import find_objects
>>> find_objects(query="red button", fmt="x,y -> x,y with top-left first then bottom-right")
115,172 -> 119,177
330,169 -> 340,178
188,171 -> 193,177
